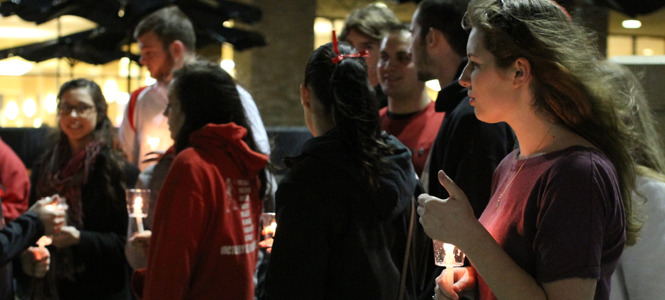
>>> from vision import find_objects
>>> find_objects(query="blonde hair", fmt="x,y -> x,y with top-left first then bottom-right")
464,0 -> 641,245
596,60 -> 665,182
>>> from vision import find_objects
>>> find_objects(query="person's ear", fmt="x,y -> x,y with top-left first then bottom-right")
426,27 -> 437,48
169,40 -> 186,63
300,84 -> 312,112
512,57 -> 532,87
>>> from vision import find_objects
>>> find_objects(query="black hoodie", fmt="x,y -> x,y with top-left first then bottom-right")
264,129 -> 421,300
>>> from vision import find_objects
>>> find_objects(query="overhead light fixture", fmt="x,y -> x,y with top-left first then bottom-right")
44,93 -> 58,114
221,59 -> 235,72
0,57 -> 34,76
314,18 -> 333,34
0,27 -> 52,39
5,101 -> 19,121
33,118 -> 42,128
622,20 -> 641,29
425,80 -> 441,92
104,80 -> 119,103
23,98 -> 36,118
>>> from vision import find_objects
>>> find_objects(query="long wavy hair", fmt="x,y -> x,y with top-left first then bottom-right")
304,42 -> 395,188
464,0 -> 640,245
169,61 -> 268,197
38,79 -> 126,206
597,60 -> 665,182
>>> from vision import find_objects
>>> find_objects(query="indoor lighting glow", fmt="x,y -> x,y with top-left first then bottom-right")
0,27 -> 52,39
44,93 -> 58,114
622,20 -> 642,29
643,48 -> 655,56
33,118 -> 42,128
116,92 -> 130,105
426,80 -> 441,92
145,76 -> 156,86
221,59 -> 235,72
314,19 -> 333,34
5,101 -> 19,120
23,98 -> 36,118
0,58 -> 34,76
104,80 -> 118,103
115,115 -> 123,127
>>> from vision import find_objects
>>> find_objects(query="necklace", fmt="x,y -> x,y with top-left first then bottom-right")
496,125 -> 553,208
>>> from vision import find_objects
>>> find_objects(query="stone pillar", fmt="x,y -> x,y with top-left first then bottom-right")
234,0 -> 316,126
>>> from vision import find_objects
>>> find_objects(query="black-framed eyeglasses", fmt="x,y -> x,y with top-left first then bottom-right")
58,103 -> 96,116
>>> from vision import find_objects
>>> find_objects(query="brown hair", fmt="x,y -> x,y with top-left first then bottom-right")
597,60 -> 665,181
415,0 -> 470,57
339,4 -> 401,42
464,0 -> 641,245
134,6 -> 196,52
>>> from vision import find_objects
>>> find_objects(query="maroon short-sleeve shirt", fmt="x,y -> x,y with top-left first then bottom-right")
478,146 -> 625,300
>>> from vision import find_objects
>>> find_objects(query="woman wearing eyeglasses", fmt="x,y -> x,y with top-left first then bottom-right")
17,79 -> 139,300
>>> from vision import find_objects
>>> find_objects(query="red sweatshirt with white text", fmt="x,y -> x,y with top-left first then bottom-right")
142,123 -> 268,300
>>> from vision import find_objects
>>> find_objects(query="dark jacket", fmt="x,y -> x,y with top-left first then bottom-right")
264,130 -> 420,300
1,204 -> 44,300
16,151 -> 139,300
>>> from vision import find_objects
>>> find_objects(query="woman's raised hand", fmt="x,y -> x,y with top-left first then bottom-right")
416,170 -> 479,247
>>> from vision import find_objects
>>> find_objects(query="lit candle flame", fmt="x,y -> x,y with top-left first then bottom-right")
146,136 -> 160,151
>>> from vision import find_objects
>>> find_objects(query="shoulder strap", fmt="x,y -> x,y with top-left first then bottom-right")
128,86 -> 149,132
398,195 -> 415,300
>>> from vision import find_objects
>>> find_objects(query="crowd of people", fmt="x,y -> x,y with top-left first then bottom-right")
0,0 -> 664,299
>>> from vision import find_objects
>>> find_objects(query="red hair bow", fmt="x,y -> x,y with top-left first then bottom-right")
331,30 -> 369,64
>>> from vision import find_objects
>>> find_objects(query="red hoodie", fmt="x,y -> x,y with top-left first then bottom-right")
141,123 -> 268,300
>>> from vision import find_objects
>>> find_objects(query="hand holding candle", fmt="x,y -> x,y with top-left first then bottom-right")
260,213 -> 277,250
433,240 -> 466,294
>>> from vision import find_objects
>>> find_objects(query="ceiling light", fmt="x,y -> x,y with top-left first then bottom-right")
44,93 -> 58,114
0,27 -> 52,38
5,101 -> 19,121
23,98 -> 36,118
314,18 -> 333,34
622,20 -> 641,29
104,80 -> 118,103
0,58 -> 34,76
33,118 -> 42,128
221,59 -> 235,72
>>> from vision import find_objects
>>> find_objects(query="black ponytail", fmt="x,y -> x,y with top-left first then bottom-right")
304,42 -> 394,187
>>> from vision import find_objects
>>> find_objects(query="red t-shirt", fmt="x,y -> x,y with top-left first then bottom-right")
379,101 -> 444,176
478,146 -> 625,300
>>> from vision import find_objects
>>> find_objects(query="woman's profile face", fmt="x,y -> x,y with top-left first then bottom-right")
165,83 -> 185,141
58,87 -> 98,148
459,27 -> 517,124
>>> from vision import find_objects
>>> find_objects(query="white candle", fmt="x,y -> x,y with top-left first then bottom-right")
134,197 -> 144,233
443,243 -> 456,290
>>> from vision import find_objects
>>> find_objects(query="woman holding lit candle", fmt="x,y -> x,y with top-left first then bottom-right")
136,61 -> 268,300
416,1 -> 642,300
18,79 -> 139,300
263,37 -> 420,299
